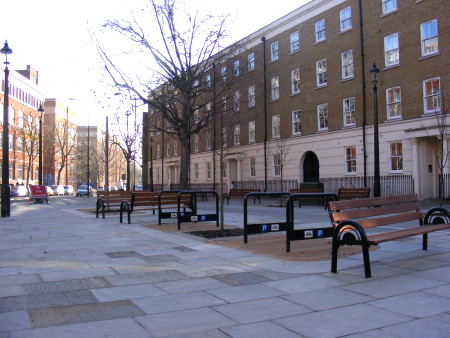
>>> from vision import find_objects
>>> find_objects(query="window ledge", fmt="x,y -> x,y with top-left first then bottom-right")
270,98 -> 280,103
383,63 -> 400,71
340,77 -> 354,83
290,92 -> 301,97
419,52 -> 440,61
339,28 -> 353,35
289,49 -> 300,56
315,84 -> 328,90
314,39 -> 326,46
381,9 -> 398,18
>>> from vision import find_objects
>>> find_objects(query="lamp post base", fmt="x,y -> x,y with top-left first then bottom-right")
1,184 -> 11,217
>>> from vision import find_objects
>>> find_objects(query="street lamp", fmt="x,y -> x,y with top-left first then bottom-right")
150,136 -> 154,192
38,104 -> 44,185
1,40 -> 12,218
370,62 -> 381,197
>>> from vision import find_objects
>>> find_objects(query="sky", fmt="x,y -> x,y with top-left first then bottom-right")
1,0 -> 310,125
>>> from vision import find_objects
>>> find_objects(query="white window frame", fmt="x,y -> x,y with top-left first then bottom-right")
248,85 -> 255,108
291,68 -> 300,95
173,140 -> 178,156
271,76 -> 280,100
345,146 -> 357,174
233,59 -> 240,76
233,90 -> 241,111
292,110 -> 301,135
384,33 -> 399,67
423,77 -> 441,114
248,52 -> 255,71
386,86 -> 402,119
317,104 -> 328,131
273,154 -> 281,177
271,41 -> 279,61
194,163 -> 199,180
17,164 -> 23,180
316,59 -> 327,87
166,142 -> 170,157
249,120 -> 255,143
315,19 -> 326,42
343,97 -> 356,127
272,115 -> 280,139
205,132 -> 211,150
221,66 -> 227,82
233,124 -> 240,146
341,49 -> 354,80
340,7 -> 352,32
193,134 -> 199,153
290,31 -> 300,53
207,162 -> 212,179
389,142 -> 403,172
382,0 -> 397,15
223,161 -> 227,178
421,19 -> 439,57
205,74 -> 211,87
156,144 -> 161,158
249,157 -> 256,178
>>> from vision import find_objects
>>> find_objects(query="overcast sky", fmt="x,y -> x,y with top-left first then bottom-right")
1,0 -> 310,124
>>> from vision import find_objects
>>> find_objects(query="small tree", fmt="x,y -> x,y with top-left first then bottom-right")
270,138 -> 293,192
54,118 -> 77,185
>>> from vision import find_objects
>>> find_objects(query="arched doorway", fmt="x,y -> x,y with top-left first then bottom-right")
303,151 -> 320,182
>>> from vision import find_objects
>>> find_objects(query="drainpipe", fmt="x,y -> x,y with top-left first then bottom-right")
358,0 -> 368,187
212,62 -> 216,191
261,36 -> 268,192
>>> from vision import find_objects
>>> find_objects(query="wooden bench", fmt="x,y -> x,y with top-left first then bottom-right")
328,194 -> 450,277
96,191 -> 134,219
120,191 -> 195,224
290,188 -> 324,207
338,187 -> 370,200
223,188 -> 261,205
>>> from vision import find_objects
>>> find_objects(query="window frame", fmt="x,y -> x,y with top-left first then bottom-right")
272,115 -> 280,139
317,104 -> 329,131
273,154 -> 281,177
249,120 -> 256,143
343,97 -> 356,127
386,86 -> 402,119
316,59 -> 327,87
384,33 -> 399,67
233,59 -> 240,77
271,40 -> 279,61
221,66 -> 227,82
389,142 -> 403,172
341,49 -> 354,80
249,157 -> 256,178
290,31 -> 300,53
248,85 -> 255,108
233,90 -> 241,111
291,68 -> 301,94
423,77 -> 441,114
421,19 -> 439,57
345,146 -> 357,174
233,124 -> 240,146
193,134 -> 199,153
340,6 -> 352,32
382,0 -> 397,15
315,19 -> 326,42
271,76 -> 280,100
248,52 -> 255,71
292,110 -> 301,135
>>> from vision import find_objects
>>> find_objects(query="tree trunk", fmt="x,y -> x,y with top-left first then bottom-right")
179,132 -> 190,190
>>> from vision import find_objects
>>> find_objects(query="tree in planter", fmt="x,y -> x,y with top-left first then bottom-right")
96,0 -> 243,190
269,137 -> 293,192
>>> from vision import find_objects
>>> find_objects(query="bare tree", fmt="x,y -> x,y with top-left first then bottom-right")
10,112 -> 40,185
54,119 -> 77,185
111,107 -> 141,191
96,0 -> 244,189
269,138 -> 293,192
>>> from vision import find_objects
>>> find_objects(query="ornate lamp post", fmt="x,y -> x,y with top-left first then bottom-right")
38,104 -> 44,185
370,62 -> 381,197
1,40 -> 12,217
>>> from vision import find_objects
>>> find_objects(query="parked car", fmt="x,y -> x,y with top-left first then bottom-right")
46,186 -> 54,196
11,185 -> 29,197
76,185 -> 93,197
135,184 -> 143,191
51,185 -> 65,196
63,185 -> 74,195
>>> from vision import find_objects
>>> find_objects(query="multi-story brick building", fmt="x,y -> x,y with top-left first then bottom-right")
1,65 -> 45,186
143,0 -> 449,199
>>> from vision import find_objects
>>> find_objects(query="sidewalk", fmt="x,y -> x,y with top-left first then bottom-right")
1,196 -> 450,337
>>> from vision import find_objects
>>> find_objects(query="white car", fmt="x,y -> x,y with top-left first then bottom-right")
51,185 -> 65,196
64,185 -> 74,195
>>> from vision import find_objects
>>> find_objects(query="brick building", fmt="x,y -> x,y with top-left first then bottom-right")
143,0 -> 449,199
1,65 -> 45,186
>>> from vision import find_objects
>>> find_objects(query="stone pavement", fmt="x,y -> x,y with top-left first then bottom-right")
1,196 -> 450,337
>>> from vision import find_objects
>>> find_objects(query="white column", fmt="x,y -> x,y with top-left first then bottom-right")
443,136 -> 450,175
237,159 -> 243,181
411,138 -> 421,197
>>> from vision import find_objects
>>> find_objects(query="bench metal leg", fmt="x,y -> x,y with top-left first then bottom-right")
422,233 -> 428,250
362,244 -> 372,278
331,241 -> 339,273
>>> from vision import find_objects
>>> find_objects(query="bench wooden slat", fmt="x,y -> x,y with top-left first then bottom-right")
330,203 -> 421,223
338,187 -> 370,200
329,193 -> 417,211
368,223 -> 450,244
